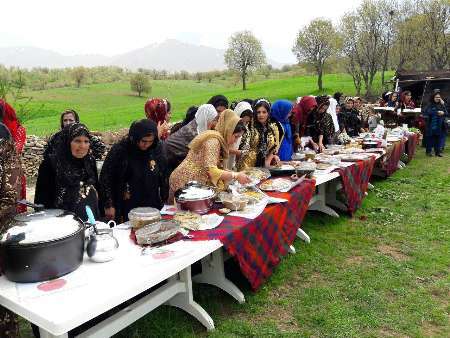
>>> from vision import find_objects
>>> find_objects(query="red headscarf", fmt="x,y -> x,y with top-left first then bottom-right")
0,99 -> 26,154
144,98 -> 169,124
292,96 -> 317,136
400,91 -> 416,109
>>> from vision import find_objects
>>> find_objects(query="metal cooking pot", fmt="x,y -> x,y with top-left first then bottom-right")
174,181 -> 216,214
0,206 -> 85,283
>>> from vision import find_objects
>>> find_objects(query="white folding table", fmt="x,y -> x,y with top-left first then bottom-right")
0,230 -> 223,337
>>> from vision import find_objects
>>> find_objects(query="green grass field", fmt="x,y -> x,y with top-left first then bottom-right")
20,72 -> 391,136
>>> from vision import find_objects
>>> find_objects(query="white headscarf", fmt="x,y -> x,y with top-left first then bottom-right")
327,97 -> 340,133
234,101 -> 253,117
195,104 -> 218,135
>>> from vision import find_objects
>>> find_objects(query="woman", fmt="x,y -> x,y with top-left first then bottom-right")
0,123 -> 21,338
144,98 -> 171,140
0,100 -> 26,213
44,109 -> 105,160
227,101 -> 253,169
271,100 -> 294,161
165,104 -> 218,173
169,110 -> 251,200
306,96 -> 334,152
387,92 -> 400,109
236,99 -> 284,171
170,106 -> 198,135
423,91 -> 448,157
35,123 -> 100,221
207,95 -> 229,114
398,90 -> 417,126
100,119 -> 168,222
339,97 -> 362,137
292,96 -> 317,137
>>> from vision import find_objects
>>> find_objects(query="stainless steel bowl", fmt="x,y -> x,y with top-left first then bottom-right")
174,182 -> 216,214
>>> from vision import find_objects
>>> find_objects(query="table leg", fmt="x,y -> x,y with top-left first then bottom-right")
167,267 -> 215,331
296,228 -> 310,243
39,329 -> 68,338
193,249 -> 245,304
308,184 -> 340,217
325,180 -> 347,212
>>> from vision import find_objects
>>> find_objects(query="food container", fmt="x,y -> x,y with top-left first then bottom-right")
135,220 -> 180,246
174,182 -> 216,214
221,195 -> 249,211
128,207 -> 161,230
0,209 -> 85,283
291,152 -> 306,161
362,141 -> 379,149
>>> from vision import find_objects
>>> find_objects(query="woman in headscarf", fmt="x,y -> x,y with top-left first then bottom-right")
225,101 -> 253,169
236,99 -> 284,171
44,109 -> 105,160
35,123 -> 100,221
0,100 -> 26,213
207,95 -> 229,114
339,97 -> 362,137
169,110 -> 251,200
144,98 -> 171,140
165,104 -> 218,173
306,96 -> 335,153
423,91 -> 448,157
170,106 -> 198,135
292,96 -> 317,137
99,119 -> 168,222
270,100 -> 294,161
0,123 -> 21,338
397,90 -> 417,127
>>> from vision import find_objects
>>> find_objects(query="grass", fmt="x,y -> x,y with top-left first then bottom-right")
18,142 -> 450,338
19,72 -> 392,136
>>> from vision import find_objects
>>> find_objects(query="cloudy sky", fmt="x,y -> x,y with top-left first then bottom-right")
1,0 -> 362,63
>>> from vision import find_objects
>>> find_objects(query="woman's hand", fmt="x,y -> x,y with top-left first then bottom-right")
264,154 -> 280,167
229,148 -> 241,156
104,207 -> 115,221
236,172 -> 251,185
157,121 -> 170,138
437,111 -> 444,116
318,143 -> 325,153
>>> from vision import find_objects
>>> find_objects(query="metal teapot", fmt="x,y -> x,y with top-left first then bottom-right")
86,221 -> 119,263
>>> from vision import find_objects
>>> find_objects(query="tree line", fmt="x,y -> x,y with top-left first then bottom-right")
225,0 -> 449,96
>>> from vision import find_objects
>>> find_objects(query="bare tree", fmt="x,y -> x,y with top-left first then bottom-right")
72,67 -> 86,88
292,19 -> 341,91
225,31 -> 266,90
420,0 -> 450,70
340,1 -> 385,97
130,73 -> 151,97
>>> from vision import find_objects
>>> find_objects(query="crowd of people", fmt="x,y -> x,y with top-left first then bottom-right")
0,88 -> 448,336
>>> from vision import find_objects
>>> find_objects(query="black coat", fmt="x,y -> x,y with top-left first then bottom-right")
99,139 -> 169,222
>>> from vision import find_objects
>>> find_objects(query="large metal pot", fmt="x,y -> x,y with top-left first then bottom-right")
0,208 -> 85,283
174,182 -> 216,214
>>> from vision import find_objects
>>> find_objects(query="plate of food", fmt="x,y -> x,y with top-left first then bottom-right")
259,178 -> 292,191
237,187 -> 268,204
243,168 -> 271,181
173,211 -> 202,231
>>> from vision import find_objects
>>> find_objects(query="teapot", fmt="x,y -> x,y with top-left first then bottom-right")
86,221 -> 119,263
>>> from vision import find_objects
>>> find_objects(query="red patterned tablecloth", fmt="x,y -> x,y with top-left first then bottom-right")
379,140 -> 406,176
405,133 -> 419,162
188,179 -> 316,290
334,157 -> 376,215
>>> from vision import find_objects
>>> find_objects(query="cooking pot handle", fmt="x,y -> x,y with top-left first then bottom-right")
17,200 -> 44,211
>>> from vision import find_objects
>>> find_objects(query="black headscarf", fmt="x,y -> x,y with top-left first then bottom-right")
54,123 -> 97,188
60,109 -> 80,129
207,95 -> 229,109
333,92 -> 343,104
126,119 -> 160,157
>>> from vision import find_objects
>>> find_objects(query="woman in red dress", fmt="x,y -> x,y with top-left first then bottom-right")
0,100 -> 27,213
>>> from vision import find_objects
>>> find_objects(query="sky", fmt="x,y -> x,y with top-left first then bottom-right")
0,0 -> 362,64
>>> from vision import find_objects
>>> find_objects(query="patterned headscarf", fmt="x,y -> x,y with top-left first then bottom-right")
195,104 -> 218,134
144,98 -> 170,124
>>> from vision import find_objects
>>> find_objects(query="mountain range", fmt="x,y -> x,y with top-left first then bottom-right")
0,39 -> 283,72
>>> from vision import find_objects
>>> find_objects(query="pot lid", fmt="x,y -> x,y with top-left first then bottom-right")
3,209 -> 82,245
128,207 -> 161,219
